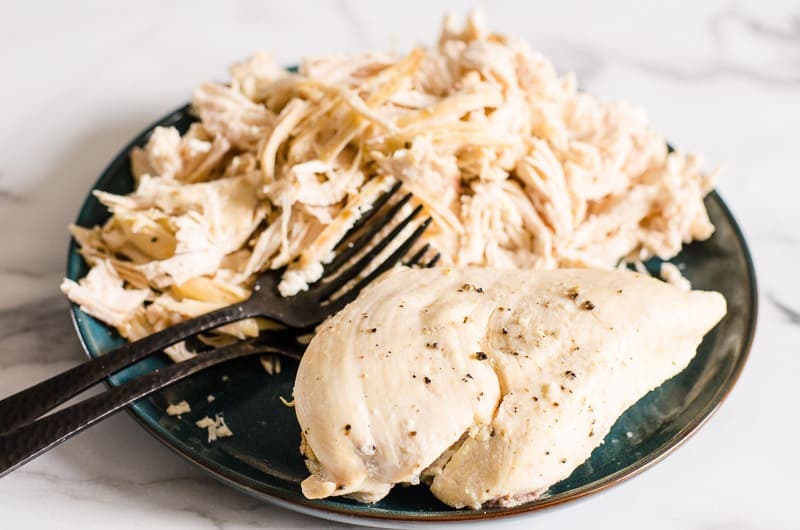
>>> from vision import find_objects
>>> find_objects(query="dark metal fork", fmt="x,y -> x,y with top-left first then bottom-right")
0,331 -> 300,477
0,182 -> 434,434
0,248 -> 442,477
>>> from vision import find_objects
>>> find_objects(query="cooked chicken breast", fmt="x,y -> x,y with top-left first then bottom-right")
293,267 -> 726,508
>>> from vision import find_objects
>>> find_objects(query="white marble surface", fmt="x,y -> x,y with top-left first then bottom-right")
1,0 -> 798,528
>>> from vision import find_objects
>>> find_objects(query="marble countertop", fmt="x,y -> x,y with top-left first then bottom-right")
1,0 -> 798,528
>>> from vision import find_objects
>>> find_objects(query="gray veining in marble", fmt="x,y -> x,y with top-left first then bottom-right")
767,294 -> 800,326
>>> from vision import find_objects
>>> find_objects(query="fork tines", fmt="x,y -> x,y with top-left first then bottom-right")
404,243 -> 441,268
316,183 -> 436,309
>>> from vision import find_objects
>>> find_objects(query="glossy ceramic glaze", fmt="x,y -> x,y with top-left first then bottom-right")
66,105 -> 757,528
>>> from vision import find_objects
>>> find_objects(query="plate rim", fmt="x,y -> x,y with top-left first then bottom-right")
66,103 -> 759,526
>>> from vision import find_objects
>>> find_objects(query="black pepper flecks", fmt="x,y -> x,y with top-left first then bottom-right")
423,376 -> 431,384
344,424 -> 352,434
566,286 -> 580,299
502,327 -> 508,335
565,370 -> 577,379
475,351 -> 488,361
458,283 -> 485,293
581,300 -> 596,311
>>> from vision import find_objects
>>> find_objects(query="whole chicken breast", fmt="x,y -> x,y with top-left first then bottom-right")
293,267 -> 726,508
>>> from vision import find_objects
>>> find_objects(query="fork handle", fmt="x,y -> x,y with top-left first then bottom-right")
0,336 -> 276,478
0,302 -> 259,434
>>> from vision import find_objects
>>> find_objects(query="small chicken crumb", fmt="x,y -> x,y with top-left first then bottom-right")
196,417 -> 214,428
660,262 -> 691,290
166,401 -> 191,416
207,394 -> 215,403
260,355 -> 282,375
163,342 -> 197,363
196,414 -> 234,443
215,418 -> 234,438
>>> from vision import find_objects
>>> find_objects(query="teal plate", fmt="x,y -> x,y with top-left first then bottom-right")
66,105 -> 757,528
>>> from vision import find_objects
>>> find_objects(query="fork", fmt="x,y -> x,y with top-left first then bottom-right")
0,182 -> 434,434
0,248 -> 442,477
0,330 -> 299,477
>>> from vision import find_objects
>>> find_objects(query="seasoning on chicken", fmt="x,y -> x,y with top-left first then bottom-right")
293,267 -> 726,508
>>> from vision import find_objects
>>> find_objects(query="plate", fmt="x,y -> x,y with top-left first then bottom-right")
66,104 -> 757,528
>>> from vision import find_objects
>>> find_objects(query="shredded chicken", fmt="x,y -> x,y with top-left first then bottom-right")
63,10 -> 716,343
